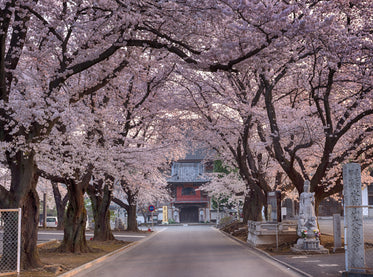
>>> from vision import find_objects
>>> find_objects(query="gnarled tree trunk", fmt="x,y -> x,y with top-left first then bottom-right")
242,185 -> 266,224
88,178 -> 114,241
59,178 -> 89,253
59,167 -> 92,253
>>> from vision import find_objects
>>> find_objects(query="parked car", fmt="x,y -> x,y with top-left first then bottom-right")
45,216 -> 58,228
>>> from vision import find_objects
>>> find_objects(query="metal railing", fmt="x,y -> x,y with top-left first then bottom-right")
0,209 -> 21,275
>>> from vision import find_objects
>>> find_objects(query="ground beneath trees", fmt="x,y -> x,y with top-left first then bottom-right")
8,239 -> 131,277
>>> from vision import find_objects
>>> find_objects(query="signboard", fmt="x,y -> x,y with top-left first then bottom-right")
162,206 -> 168,224
148,205 -> 155,212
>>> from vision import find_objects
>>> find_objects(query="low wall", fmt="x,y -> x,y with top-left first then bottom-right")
247,220 -> 298,247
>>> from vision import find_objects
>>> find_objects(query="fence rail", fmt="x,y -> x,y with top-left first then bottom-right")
0,209 -> 21,275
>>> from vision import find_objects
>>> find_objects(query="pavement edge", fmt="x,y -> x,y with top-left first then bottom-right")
217,228 -> 312,277
58,230 -> 162,277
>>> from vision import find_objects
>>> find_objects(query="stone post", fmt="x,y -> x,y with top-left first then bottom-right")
333,214 -> 342,251
267,191 -> 281,222
343,163 -> 365,272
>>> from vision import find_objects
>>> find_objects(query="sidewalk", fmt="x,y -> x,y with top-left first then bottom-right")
222,230 -> 345,277
274,218 -> 346,276
271,251 -> 345,277
222,218 -> 347,277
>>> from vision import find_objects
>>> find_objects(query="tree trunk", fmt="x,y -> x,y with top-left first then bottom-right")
88,179 -> 114,241
94,208 -> 114,240
126,203 -> 138,232
242,196 -> 250,224
242,185 -> 266,223
315,195 -> 322,218
52,182 -> 68,230
112,184 -> 139,232
4,150 -> 42,269
59,179 -> 89,253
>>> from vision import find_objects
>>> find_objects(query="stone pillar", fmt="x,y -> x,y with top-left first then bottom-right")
343,163 -> 366,272
206,207 -> 211,222
267,191 -> 281,222
333,214 -> 342,251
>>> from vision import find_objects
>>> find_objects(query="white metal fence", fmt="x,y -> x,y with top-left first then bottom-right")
0,209 -> 21,275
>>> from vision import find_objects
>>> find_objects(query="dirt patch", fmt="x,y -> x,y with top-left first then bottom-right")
220,221 -> 248,242
9,239 -> 131,277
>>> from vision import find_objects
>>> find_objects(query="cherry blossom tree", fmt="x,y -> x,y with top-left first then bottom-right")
0,0 -> 197,266
174,70 -> 282,222
256,0 -> 373,213
200,163 -> 246,212
172,0 -> 372,219
0,0 -> 371,269
0,0 -> 137,266
112,165 -> 174,231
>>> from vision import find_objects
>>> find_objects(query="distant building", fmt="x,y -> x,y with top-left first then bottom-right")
167,151 -> 212,223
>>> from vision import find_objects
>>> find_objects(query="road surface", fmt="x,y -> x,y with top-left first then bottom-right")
72,225 -> 301,277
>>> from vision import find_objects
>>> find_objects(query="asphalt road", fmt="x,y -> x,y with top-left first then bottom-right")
72,225 -> 301,277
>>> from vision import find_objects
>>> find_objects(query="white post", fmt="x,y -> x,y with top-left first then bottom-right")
17,208 -> 22,273
151,211 -> 154,230
276,223 -> 279,251
217,200 -> 220,225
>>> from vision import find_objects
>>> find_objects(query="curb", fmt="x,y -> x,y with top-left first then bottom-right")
59,230 -> 161,277
37,239 -> 58,248
218,229 -> 312,277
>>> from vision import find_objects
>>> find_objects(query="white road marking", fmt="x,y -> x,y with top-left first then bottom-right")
291,256 -> 308,259
318,264 -> 339,267
303,260 -> 321,263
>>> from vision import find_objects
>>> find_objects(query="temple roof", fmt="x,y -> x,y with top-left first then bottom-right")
167,161 -> 210,183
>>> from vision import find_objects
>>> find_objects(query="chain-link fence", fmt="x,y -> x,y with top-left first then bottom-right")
0,209 -> 21,275
344,205 -> 373,273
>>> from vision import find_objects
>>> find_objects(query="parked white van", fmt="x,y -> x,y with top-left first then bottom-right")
46,216 -> 58,228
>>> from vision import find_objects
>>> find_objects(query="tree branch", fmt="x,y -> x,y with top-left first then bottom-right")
112,197 -> 129,210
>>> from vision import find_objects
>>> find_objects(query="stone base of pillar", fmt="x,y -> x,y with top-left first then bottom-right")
291,238 -> 329,254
